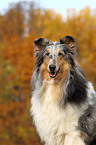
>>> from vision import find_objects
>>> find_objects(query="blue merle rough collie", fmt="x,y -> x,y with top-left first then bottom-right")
31,36 -> 96,145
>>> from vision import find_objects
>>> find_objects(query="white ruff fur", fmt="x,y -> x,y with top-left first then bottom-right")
30,79 -> 91,145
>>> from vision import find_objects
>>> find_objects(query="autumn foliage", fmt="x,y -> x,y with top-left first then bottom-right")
0,1 -> 96,145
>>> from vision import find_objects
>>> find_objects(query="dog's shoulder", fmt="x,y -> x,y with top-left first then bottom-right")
79,81 -> 96,145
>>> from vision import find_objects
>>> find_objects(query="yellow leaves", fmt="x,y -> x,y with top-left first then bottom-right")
42,9 -> 64,41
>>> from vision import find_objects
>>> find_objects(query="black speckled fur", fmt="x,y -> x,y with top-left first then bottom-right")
33,36 -> 96,145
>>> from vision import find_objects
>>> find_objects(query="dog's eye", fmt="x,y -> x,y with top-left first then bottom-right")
46,52 -> 50,56
58,52 -> 63,56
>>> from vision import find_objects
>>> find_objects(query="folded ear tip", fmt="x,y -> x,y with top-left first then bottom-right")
60,35 -> 75,44
65,35 -> 75,43
34,37 -> 44,44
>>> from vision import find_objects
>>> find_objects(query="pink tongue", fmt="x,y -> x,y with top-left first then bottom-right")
51,72 -> 56,76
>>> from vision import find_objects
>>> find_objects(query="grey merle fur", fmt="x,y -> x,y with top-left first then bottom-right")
33,36 -> 96,145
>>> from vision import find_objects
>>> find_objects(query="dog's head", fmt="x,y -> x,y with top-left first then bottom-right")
34,36 -> 76,82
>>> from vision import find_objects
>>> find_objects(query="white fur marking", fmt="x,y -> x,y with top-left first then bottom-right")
31,81 -> 86,145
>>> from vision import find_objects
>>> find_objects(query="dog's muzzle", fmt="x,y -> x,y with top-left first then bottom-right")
49,64 -> 60,78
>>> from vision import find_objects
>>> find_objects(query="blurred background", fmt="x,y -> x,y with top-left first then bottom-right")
0,0 -> 96,145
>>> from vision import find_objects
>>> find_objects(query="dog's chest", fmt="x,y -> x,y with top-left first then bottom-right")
31,84 -> 82,143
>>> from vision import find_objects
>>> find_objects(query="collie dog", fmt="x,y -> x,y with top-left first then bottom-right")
31,36 -> 96,145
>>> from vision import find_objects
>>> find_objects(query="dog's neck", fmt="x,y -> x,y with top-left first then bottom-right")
41,79 -> 64,103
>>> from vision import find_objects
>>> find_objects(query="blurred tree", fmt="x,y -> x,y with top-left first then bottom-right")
42,9 -> 65,41
28,6 -> 44,35
0,3 -> 25,42
28,8 -> 65,40
0,48 -> 21,102
0,32 -> 41,145
2,31 -> 37,95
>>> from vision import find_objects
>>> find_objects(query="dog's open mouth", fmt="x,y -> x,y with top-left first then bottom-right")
49,69 -> 60,78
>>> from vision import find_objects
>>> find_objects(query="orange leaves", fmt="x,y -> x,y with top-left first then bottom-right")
2,33 -> 37,96
0,101 -> 41,145
0,102 -> 23,127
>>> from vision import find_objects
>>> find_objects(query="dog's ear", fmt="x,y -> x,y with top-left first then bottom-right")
34,38 -> 49,55
60,35 -> 76,50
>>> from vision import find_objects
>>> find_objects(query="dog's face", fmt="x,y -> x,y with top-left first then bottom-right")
41,43 -> 70,82
34,36 -> 76,82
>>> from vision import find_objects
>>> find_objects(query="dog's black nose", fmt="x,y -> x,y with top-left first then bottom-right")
49,64 -> 56,71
